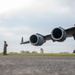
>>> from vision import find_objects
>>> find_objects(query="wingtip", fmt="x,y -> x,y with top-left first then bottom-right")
20,37 -> 24,44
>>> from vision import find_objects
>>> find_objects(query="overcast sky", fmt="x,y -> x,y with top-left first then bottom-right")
0,0 -> 75,53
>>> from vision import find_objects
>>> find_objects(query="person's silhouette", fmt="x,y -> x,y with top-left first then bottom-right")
3,41 -> 8,55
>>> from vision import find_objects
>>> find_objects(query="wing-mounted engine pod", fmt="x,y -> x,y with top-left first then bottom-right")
51,27 -> 67,42
29,33 -> 46,46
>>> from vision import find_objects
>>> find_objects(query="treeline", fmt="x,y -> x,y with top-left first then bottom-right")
20,50 -> 37,53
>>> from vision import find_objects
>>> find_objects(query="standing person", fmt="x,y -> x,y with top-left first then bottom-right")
3,41 -> 8,55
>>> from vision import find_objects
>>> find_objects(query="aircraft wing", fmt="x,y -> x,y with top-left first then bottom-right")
65,27 -> 75,38
20,26 -> 75,46
44,26 -> 75,41
44,34 -> 52,40
20,37 -> 30,44
20,41 -> 30,44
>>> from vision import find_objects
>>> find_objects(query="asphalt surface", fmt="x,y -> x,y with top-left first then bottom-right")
0,56 -> 75,75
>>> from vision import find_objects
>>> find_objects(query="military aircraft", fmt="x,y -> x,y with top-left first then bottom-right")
20,26 -> 75,46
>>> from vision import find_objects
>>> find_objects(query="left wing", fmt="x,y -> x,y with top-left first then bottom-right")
20,26 -> 75,46
44,26 -> 75,41
66,27 -> 75,39
20,37 -> 30,44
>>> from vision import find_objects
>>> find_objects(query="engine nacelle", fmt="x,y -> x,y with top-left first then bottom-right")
29,33 -> 46,46
51,27 -> 67,42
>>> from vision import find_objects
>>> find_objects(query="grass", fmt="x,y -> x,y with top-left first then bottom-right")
0,53 -> 75,56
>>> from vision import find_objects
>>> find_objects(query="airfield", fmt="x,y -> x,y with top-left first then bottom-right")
0,53 -> 75,75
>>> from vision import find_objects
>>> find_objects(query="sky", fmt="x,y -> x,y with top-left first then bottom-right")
0,0 -> 75,53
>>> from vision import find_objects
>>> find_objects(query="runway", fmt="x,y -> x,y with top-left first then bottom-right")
0,56 -> 75,75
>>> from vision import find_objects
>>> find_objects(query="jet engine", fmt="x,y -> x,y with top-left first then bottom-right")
29,33 -> 46,46
51,27 -> 67,42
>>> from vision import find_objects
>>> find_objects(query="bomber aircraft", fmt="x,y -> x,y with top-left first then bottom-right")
20,26 -> 75,46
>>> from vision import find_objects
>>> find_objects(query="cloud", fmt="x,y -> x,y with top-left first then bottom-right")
0,0 -> 35,14
0,25 -> 33,37
0,0 -> 71,18
0,0 -> 75,53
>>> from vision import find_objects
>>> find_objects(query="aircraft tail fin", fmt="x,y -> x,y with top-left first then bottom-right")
20,37 -> 30,44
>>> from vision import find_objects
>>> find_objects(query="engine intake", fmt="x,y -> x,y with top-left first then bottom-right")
51,27 -> 67,42
29,33 -> 45,46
